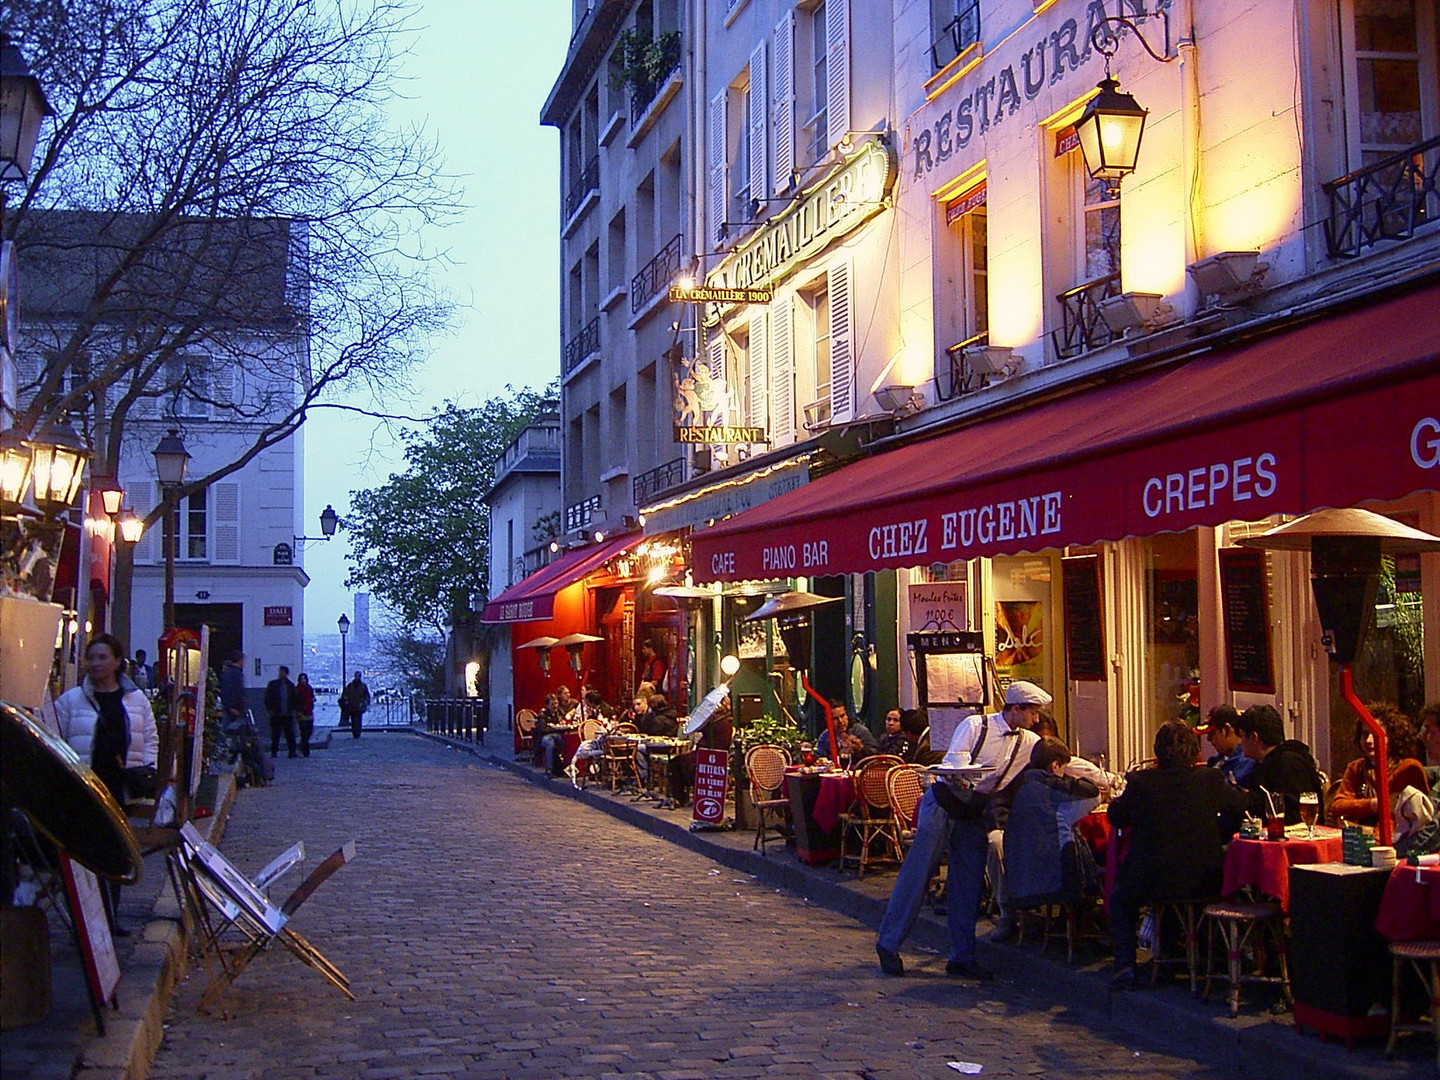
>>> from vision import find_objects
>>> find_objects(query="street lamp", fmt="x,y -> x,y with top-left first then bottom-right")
0,33 -> 53,184
337,613 -> 350,694
0,427 -> 31,513
28,418 -> 88,518
152,428 -> 189,632
295,503 -> 339,547
1072,14 -> 1171,197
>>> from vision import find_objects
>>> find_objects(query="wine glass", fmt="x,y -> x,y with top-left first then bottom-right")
1298,792 -> 1320,840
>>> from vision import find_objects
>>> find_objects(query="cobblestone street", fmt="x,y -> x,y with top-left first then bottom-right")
150,735 -> 1309,1079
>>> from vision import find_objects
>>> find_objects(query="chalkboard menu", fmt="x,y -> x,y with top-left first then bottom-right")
1062,555 -> 1106,681
1219,547 -> 1275,694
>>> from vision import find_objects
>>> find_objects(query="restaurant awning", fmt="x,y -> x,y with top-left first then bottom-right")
479,531 -> 639,624
691,280 -> 1440,582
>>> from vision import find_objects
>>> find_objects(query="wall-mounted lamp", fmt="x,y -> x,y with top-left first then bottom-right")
1187,251 -> 1269,302
1074,14 -> 1173,197
294,503 -> 339,549
874,383 -> 923,416
1098,291 -> 1174,336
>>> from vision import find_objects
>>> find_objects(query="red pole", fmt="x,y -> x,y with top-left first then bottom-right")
1340,664 -> 1391,846
799,672 -> 839,770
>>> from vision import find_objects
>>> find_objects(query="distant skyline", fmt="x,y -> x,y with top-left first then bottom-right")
300,1 -> 570,640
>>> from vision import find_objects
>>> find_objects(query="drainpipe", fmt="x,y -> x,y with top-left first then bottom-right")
1177,0 -> 1201,269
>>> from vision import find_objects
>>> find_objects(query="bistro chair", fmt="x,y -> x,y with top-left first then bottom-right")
1148,898 -> 1209,991
886,764 -> 927,857
514,708 -> 537,760
744,744 -> 792,855
1386,939 -> 1440,1066
839,756 -> 905,878
1202,898 -> 1292,1017
601,723 -> 640,791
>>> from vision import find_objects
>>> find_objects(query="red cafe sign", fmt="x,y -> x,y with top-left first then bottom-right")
691,747 -> 729,825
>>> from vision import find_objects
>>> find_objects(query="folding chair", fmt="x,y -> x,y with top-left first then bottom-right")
171,823 -> 356,1012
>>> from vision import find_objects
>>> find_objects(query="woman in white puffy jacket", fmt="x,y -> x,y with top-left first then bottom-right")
45,633 -> 158,801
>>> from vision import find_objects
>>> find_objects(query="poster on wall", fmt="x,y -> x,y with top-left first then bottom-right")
994,600 -> 1044,682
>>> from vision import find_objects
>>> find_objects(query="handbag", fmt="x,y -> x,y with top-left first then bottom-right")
124,764 -> 158,799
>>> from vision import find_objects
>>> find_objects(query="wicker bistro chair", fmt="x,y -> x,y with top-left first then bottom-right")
745,745 -> 792,855
601,724 -> 640,791
514,709 -> 537,760
886,764 -> 928,856
1387,939 -> 1440,1066
839,756 -> 906,878
1202,898 -> 1292,1017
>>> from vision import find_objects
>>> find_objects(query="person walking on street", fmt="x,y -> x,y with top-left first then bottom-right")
219,650 -> 247,724
295,672 -> 317,757
130,648 -> 155,694
341,671 -> 370,739
265,665 -> 299,759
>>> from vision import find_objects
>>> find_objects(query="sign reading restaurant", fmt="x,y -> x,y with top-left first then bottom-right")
676,424 -> 767,444
706,133 -> 897,294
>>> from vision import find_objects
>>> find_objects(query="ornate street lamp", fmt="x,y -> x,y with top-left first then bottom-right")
338,613 -> 351,697
28,418 -> 88,518
0,426 -> 32,513
152,428 -> 189,632
1074,76 -> 1149,194
114,508 -> 144,544
0,33 -> 51,184
294,503 -> 339,547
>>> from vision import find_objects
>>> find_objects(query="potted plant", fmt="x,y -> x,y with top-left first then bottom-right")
607,28 -> 681,102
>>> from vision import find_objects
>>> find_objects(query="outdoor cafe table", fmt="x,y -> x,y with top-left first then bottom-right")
1375,864 -> 1440,942
1221,829 -> 1343,911
783,768 -> 854,865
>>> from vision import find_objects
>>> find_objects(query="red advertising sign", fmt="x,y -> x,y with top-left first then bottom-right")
263,606 -> 293,626
691,747 -> 729,825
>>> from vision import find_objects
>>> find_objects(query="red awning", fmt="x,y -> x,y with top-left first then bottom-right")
479,532 -> 639,624
692,281 -> 1440,582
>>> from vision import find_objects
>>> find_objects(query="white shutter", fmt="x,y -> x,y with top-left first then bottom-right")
707,332 -> 725,383
747,312 -> 767,429
212,482 -> 241,564
828,260 -> 855,424
748,41 -> 768,213
131,482 -> 160,564
213,360 -> 238,415
708,89 -> 728,247
826,0 -> 851,153
769,293 -> 794,444
772,11 -> 795,195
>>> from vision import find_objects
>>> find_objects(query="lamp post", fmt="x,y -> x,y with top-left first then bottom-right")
152,428 -> 189,633
337,612 -> 350,695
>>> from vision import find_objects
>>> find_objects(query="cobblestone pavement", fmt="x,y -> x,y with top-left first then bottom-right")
148,735 -> 1314,1080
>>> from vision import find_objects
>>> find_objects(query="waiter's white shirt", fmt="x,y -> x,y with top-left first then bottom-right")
943,710 -> 1039,794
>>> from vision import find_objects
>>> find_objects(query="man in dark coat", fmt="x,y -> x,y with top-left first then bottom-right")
1233,704 -> 1324,824
1107,721 -> 1251,987
264,665 -> 298,759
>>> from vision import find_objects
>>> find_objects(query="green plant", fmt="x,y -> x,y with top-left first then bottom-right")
607,28 -> 681,93
733,714 -> 804,756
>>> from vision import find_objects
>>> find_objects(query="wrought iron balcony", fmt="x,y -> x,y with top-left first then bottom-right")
1051,271 -> 1122,360
563,316 -> 600,374
1324,135 -> 1440,259
936,332 -> 990,401
630,34 -> 682,123
930,1 -> 981,70
631,232 -> 683,316
633,457 -> 687,505
564,155 -> 599,221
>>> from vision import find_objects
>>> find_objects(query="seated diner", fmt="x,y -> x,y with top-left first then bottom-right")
1330,702 -> 1427,826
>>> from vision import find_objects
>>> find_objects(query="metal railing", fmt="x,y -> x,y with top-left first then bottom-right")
936,331 -> 990,401
930,1 -> 981,70
634,456 -> 687,504
1051,271 -> 1121,360
565,154 -> 599,221
563,316 -> 600,374
630,34 -> 682,123
422,697 -> 489,744
1323,135 -> 1440,259
631,232 -> 683,315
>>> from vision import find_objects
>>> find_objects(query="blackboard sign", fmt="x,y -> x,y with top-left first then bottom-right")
1062,555 -> 1106,681
1219,547 -> 1275,694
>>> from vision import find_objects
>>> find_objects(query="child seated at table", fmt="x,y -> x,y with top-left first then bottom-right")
1002,737 -> 1102,914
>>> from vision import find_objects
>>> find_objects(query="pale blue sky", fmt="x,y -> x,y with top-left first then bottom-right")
302,0 -> 570,637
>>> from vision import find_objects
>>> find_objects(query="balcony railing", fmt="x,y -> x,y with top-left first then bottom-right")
630,34 -> 682,123
565,495 -> 601,532
930,1 -> 981,70
1051,271 -> 1122,360
633,457 -> 687,505
563,316 -> 600,374
631,232 -> 683,315
936,332 -> 990,401
1324,135 -> 1440,259
565,154 -> 599,221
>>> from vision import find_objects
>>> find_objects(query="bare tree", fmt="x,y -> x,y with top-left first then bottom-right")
5,0 -> 457,638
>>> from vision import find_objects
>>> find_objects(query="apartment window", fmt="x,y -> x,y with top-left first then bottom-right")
732,79 -> 753,225
930,0 -> 981,71
796,260 -> 854,429
1049,135 -> 1124,358
1341,0 -> 1439,169
944,185 -> 989,340
807,283 -> 832,426
183,491 -> 208,560
1083,174 -> 1121,282
805,1 -> 829,163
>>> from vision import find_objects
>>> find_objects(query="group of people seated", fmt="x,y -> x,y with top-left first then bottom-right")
815,702 -> 945,766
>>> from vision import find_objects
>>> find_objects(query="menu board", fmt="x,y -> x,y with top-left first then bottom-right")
1219,547 -> 1275,694
61,855 -> 120,1013
1061,555 -> 1106,681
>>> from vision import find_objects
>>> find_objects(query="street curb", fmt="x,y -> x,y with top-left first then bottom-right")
420,727 -> 1417,1080
73,773 -> 237,1080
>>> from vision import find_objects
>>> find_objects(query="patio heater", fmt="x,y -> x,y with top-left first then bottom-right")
1239,508 -> 1440,847
516,636 -> 558,684
745,592 -> 843,762
554,632 -> 604,684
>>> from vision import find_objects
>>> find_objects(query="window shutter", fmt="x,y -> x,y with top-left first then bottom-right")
707,332 -> 726,383
826,0 -> 851,152
769,293 -> 794,444
212,482 -> 241,565
772,11 -> 795,195
748,42 -> 768,212
131,482 -> 160,564
213,359 -> 238,416
828,260 -> 855,424
747,312 -> 767,429
708,89 -> 728,247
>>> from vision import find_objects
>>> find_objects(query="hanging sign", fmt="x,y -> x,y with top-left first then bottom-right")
691,746 -> 728,825
669,284 -> 773,304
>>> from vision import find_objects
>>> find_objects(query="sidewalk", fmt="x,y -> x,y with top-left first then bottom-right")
426,726 -> 1425,1080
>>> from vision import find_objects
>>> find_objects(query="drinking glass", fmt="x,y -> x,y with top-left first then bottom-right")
1298,792 -> 1320,840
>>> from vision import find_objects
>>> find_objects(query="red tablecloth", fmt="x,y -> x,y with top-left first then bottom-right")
784,770 -> 855,833
1221,833 -> 1343,912
1375,864 -> 1440,942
